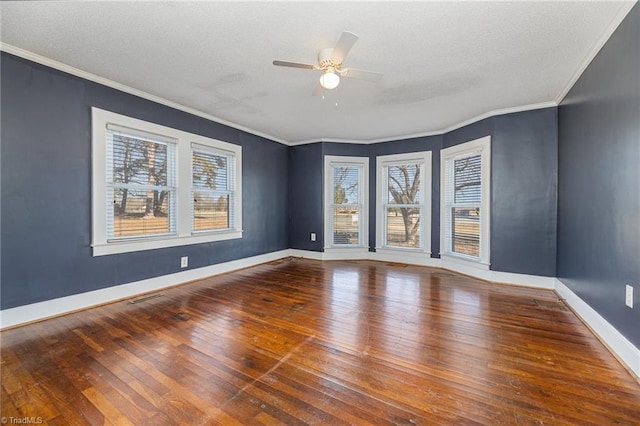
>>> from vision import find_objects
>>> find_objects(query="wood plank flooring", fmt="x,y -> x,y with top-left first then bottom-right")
2,258 -> 639,425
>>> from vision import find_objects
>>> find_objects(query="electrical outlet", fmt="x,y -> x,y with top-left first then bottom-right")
181,256 -> 188,268
311,232 -> 316,242
625,285 -> 633,308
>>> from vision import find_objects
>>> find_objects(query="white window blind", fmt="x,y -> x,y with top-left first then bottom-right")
329,163 -> 363,246
382,161 -> 424,249
191,144 -> 236,233
106,125 -> 177,240
445,153 -> 482,257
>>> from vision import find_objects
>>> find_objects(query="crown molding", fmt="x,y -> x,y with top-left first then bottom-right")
0,43 -> 290,146
288,101 -> 558,146
3,43 -> 556,147
440,101 -> 558,135
555,1 -> 636,104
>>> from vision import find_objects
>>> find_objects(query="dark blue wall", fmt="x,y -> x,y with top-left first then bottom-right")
558,4 -> 639,347
288,143 -> 324,251
1,53 -> 289,310
491,109 -> 558,276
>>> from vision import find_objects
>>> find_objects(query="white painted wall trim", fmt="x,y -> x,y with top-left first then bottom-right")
440,136 -> 491,267
555,278 -> 640,379
375,151 -> 432,254
289,249 -> 325,261
0,249 -> 290,330
322,248 -> 371,261
440,258 -> 556,289
289,248 -> 370,261
323,155 -> 370,250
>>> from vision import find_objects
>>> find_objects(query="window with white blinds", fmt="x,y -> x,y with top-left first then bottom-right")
376,151 -> 432,254
92,107 -> 242,256
191,145 -> 236,232
324,156 -> 368,249
106,125 -> 177,240
440,136 -> 490,266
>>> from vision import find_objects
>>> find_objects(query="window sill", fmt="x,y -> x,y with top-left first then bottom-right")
92,230 -> 242,256
375,246 -> 430,254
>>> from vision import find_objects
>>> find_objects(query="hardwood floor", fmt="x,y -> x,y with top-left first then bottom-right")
2,258 -> 639,425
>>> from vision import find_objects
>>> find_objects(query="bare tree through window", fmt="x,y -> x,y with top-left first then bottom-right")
383,163 -> 423,248
111,135 -> 171,237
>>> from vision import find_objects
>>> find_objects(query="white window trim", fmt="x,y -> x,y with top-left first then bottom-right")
375,151 -> 432,256
440,135 -> 490,269
92,107 -> 242,256
323,155 -> 369,252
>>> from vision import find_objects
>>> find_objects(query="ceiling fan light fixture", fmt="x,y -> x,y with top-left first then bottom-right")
319,67 -> 340,90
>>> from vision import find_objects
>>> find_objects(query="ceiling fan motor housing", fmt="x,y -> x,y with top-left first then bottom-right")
318,47 -> 338,70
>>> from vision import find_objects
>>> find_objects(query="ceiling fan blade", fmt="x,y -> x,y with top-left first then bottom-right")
330,31 -> 359,64
273,60 -> 317,70
340,68 -> 383,82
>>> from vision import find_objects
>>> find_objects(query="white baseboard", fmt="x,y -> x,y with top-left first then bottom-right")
555,278 -> 640,379
0,249 -> 290,330
440,258 -> 556,289
370,248 -> 440,267
289,248 -> 370,261
289,249 -> 324,260
322,247 -> 371,260
290,249 -> 555,289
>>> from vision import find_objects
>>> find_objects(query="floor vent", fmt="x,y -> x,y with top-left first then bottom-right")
533,299 -> 568,311
129,293 -> 163,304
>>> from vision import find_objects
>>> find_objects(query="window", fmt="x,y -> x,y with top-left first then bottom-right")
376,152 -> 432,254
440,136 -> 490,267
324,156 -> 368,249
107,125 -> 177,240
191,145 -> 236,233
92,107 -> 242,256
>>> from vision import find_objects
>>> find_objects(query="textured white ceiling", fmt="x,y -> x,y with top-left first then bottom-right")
0,1 -> 634,144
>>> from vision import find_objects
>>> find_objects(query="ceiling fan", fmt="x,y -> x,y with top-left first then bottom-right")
273,31 -> 383,94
